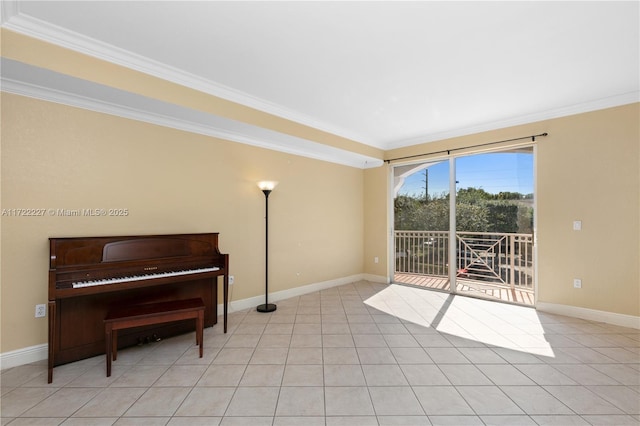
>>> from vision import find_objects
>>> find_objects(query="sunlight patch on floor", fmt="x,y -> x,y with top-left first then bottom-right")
364,284 -> 556,358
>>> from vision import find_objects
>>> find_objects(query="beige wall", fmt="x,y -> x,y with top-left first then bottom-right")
1,28 -> 638,358
363,164 -> 390,279
1,93 -> 365,353
536,105 -> 639,316
370,103 -> 639,318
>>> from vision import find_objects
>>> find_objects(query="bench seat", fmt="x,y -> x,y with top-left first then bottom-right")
104,298 -> 204,377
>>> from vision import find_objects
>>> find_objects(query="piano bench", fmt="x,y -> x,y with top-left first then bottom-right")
103,298 -> 205,377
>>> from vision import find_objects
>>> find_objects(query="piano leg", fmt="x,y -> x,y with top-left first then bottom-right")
197,309 -> 204,358
105,325 -> 113,377
47,301 -> 56,384
223,275 -> 228,333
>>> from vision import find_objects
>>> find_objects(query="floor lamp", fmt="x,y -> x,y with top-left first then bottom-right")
257,181 -> 277,313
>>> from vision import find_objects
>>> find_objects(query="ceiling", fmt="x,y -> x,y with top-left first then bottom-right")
1,1 -> 638,167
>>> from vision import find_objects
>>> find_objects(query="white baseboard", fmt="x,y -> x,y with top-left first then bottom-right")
1,274 -> 375,371
537,302 -> 640,330
224,274 -> 367,313
0,344 -> 48,370
362,273 -> 390,284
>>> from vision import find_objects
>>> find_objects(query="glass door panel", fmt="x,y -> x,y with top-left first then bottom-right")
393,160 -> 451,291
454,148 -> 535,305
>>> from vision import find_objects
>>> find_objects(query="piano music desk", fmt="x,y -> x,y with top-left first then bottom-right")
104,298 -> 205,377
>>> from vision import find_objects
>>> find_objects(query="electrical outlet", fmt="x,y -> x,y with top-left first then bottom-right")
35,304 -> 46,318
374,256 -> 379,264
228,275 -> 234,285
573,279 -> 582,289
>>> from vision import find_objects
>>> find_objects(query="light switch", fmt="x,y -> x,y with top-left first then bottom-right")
573,220 -> 582,231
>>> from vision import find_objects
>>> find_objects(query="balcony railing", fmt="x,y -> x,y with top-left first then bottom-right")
395,230 -> 534,291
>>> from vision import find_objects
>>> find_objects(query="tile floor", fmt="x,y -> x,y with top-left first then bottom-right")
1,281 -> 639,425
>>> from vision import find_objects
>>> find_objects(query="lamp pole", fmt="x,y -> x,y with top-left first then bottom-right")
257,182 -> 277,313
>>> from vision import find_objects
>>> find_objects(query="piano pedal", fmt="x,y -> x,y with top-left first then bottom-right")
144,336 -> 151,344
152,334 -> 161,342
137,337 -> 144,346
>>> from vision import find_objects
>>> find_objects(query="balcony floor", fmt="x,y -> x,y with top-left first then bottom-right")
394,273 -> 535,306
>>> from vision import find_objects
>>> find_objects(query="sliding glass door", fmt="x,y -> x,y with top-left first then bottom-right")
393,146 -> 535,306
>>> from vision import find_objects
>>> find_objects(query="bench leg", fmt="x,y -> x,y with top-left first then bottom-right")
112,330 -> 118,361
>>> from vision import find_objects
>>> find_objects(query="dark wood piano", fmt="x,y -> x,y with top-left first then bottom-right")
47,233 -> 228,383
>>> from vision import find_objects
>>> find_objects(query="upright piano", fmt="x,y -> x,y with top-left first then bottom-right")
48,233 -> 228,383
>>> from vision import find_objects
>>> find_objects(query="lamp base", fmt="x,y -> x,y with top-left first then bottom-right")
256,303 -> 277,313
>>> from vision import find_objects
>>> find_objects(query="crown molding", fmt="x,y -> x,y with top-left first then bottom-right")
1,7 -> 377,148
387,91 -> 640,150
1,60 -> 382,169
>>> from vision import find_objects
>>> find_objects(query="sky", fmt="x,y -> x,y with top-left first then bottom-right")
398,152 -> 534,198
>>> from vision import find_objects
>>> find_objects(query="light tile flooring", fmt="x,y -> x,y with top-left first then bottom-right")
2,281 -> 639,425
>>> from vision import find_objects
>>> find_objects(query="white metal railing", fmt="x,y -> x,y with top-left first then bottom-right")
395,230 -> 534,290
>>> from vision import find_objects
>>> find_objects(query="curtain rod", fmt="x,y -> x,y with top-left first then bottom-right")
384,132 -> 548,163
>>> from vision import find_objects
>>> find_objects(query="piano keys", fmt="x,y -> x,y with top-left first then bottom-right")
48,233 -> 229,383
71,266 -> 220,288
